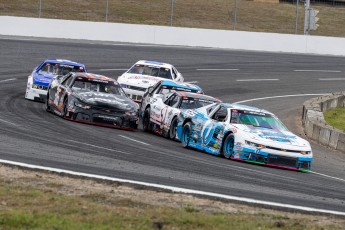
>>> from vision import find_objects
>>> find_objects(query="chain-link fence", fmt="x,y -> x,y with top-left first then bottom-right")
0,0 -> 344,37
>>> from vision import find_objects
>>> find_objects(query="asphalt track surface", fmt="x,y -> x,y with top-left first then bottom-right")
0,36 -> 345,214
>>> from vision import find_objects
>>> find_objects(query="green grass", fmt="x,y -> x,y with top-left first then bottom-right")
0,177 -> 344,229
324,107 -> 345,130
1,0 -> 345,37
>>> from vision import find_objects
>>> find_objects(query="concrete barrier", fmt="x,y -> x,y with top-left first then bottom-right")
1,16 -> 345,56
302,92 -> 345,153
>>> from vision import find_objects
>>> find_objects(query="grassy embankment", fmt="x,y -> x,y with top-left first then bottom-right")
1,0 -> 345,37
324,107 -> 345,130
0,165 -> 344,229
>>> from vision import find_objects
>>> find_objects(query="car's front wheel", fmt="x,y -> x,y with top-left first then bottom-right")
181,122 -> 192,148
61,97 -> 68,118
45,93 -> 51,112
222,133 -> 234,159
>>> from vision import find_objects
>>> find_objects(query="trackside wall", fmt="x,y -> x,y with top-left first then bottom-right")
1,16 -> 345,56
302,92 -> 345,153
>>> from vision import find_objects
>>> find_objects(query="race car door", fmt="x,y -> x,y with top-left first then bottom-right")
200,105 -> 228,151
51,74 -> 73,112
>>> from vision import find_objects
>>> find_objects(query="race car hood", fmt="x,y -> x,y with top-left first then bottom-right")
119,73 -> 164,88
73,91 -> 138,111
32,72 -> 55,87
233,124 -> 310,148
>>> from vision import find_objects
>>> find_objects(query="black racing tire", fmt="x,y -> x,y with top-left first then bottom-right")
142,107 -> 151,132
181,122 -> 192,148
45,93 -> 51,112
168,116 -> 178,140
61,97 -> 68,118
222,133 -> 235,159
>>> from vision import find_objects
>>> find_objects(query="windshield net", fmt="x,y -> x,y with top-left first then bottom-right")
128,64 -> 172,79
230,109 -> 288,131
72,78 -> 126,96
38,63 -> 85,75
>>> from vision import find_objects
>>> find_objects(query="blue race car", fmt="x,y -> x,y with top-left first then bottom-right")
25,59 -> 86,102
177,103 -> 313,172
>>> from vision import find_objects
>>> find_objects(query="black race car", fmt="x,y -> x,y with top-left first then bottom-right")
46,72 -> 139,130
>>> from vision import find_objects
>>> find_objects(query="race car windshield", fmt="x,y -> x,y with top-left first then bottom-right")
180,98 -> 216,110
38,63 -> 85,75
128,64 -> 172,79
72,78 -> 126,96
230,110 -> 288,131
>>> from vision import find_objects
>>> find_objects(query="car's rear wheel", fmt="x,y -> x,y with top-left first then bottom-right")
142,107 -> 151,132
181,122 -> 192,148
222,133 -> 234,159
168,116 -> 178,140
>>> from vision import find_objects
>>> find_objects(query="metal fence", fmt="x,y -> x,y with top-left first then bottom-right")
0,0 -> 344,37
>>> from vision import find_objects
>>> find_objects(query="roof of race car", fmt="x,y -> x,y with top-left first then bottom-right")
41,59 -> 85,67
74,73 -> 115,82
135,60 -> 172,68
161,80 -> 202,92
222,103 -> 272,115
176,91 -> 221,102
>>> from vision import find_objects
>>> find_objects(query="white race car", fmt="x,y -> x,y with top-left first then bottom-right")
141,90 -> 221,140
176,103 -> 313,172
117,60 -> 184,102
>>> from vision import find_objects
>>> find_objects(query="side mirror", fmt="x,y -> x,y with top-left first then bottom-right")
177,73 -> 184,82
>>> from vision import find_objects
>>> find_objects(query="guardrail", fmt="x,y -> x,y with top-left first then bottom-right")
1,16 -> 345,56
302,92 -> 345,152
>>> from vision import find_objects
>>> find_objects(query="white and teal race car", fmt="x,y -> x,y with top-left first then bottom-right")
177,103 -> 313,172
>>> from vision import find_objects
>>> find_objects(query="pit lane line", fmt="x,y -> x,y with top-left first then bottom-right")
98,69 -> 128,71
196,69 -> 240,71
0,78 -> 16,83
68,140 -> 131,155
0,158 -> 344,216
319,78 -> 345,81
0,118 -> 17,126
236,79 -> 279,82
118,135 -> 151,146
294,70 -> 342,73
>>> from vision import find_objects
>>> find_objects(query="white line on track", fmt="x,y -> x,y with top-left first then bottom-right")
0,118 -> 17,126
311,171 -> 345,182
234,93 -> 327,104
236,79 -> 279,82
98,69 -> 127,71
0,159 -> 344,216
294,70 -> 341,73
196,69 -> 239,71
118,135 -> 151,146
0,78 -> 16,83
319,78 -> 345,81
69,140 -> 130,154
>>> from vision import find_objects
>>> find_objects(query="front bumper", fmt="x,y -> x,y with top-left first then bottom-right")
122,88 -> 146,102
25,87 -> 47,102
231,144 -> 312,172
66,105 -> 138,130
